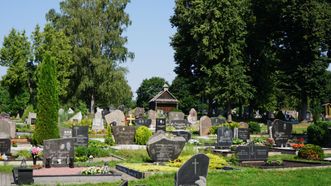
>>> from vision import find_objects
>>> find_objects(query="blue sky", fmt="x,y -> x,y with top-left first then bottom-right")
1,1 -> 330,99
0,0 -> 176,98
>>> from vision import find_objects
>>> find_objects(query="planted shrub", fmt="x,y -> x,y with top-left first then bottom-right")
105,125 -> 114,146
248,121 -> 261,134
135,126 -> 152,145
307,121 -> 331,147
298,144 -> 324,160
75,146 -> 109,158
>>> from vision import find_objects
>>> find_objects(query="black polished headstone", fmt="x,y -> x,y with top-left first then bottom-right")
238,128 -> 250,141
175,153 -> 209,186
271,119 -> 292,146
211,117 -> 226,126
0,138 -> 11,155
156,118 -> 166,132
112,126 -> 136,144
43,138 -> 75,167
147,132 -> 186,162
12,167 -> 34,185
170,119 -> 187,130
134,118 -> 152,127
216,127 -> 233,148
171,130 -> 191,142
236,142 -> 268,162
72,126 -> 89,146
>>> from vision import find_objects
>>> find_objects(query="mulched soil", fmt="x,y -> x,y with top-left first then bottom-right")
240,160 -> 331,169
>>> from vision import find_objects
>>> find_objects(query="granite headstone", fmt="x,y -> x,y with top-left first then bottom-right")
236,142 -> 268,162
60,128 -> 72,138
92,108 -> 104,131
135,107 -> 145,119
148,110 -> 157,128
0,138 -> 11,155
156,118 -> 166,132
69,112 -> 82,123
170,119 -> 187,130
72,126 -> 88,146
211,117 -> 226,126
171,130 -> 191,142
105,110 -> 125,126
199,116 -> 212,136
168,112 -> 185,122
112,126 -> 136,144
216,127 -> 233,148
43,138 -> 74,167
271,119 -> 292,147
134,118 -> 152,127
27,112 -> 37,125
187,108 -> 197,124
0,119 -> 16,138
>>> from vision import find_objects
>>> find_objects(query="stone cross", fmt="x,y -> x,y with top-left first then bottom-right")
192,158 -> 199,174
127,114 -> 135,126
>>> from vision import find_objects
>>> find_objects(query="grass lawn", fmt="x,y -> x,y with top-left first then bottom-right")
292,122 -> 311,134
0,165 -> 14,173
64,167 -> 331,186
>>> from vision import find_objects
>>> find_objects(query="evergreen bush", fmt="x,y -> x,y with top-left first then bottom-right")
135,126 -> 152,145
307,121 -> 331,146
248,121 -> 261,134
298,144 -> 324,160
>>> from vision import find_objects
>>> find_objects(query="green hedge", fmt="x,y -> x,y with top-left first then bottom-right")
307,121 -> 331,147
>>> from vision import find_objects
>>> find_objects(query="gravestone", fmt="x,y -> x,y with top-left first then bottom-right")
69,112 -> 82,123
236,128 -> 250,141
135,118 -> 152,127
58,108 -> 65,115
60,128 -> 72,138
236,142 -> 268,162
271,119 -> 292,147
92,108 -> 104,131
135,107 -> 145,119
168,112 -> 185,122
0,138 -> 11,155
43,138 -> 74,167
112,126 -> 136,144
239,122 -> 249,128
0,119 -> 16,138
171,130 -> 191,142
67,108 -> 74,114
170,119 -> 187,130
146,132 -> 186,162
187,108 -> 197,124
148,110 -> 157,128
72,126 -> 88,146
211,117 -> 226,126
156,118 -> 166,132
27,112 -> 37,125
105,110 -> 125,126
175,153 -> 209,186
216,127 -> 233,148
199,116 -> 212,136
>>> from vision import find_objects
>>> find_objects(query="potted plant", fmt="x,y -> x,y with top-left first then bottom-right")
30,147 -> 42,165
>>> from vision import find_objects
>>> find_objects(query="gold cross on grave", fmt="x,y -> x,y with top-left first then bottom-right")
127,114 -> 135,126
192,158 -> 199,174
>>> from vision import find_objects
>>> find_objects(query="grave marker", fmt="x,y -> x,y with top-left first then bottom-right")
199,116 -> 212,136
43,138 -> 74,167
92,108 -> 104,130
187,108 -> 197,124
156,118 -> 166,132
271,119 -> 292,147
216,127 -> 233,148
171,130 -> 191,142
236,142 -> 268,162
0,138 -> 11,155
69,112 -> 82,123
60,128 -> 72,138
72,126 -> 88,146
105,110 -> 125,126
112,126 -> 136,144
134,118 -> 152,127
0,119 -> 16,138
27,112 -> 36,125
170,119 -> 187,130
211,117 -> 226,126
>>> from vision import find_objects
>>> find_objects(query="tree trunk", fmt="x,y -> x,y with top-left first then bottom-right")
227,103 -> 232,122
90,94 -> 95,114
298,96 -> 308,122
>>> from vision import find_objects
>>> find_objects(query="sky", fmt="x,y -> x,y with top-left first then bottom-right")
0,0 -> 177,98
1,1 -> 330,99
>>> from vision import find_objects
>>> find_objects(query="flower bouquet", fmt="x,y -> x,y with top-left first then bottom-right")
30,146 -> 42,165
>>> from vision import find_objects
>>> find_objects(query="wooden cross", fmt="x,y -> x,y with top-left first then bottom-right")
127,114 -> 135,126
192,158 -> 199,174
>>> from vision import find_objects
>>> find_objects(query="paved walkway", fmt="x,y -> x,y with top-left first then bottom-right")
0,173 -> 13,186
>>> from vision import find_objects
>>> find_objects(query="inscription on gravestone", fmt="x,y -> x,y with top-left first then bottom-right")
217,127 -> 233,148
112,126 -> 136,144
175,153 -> 209,186
271,119 -> 292,147
236,128 -> 250,141
134,119 -> 151,127
236,142 -> 268,162
170,120 -> 187,130
72,126 -> 88,146
156,118 -> 166,132
43,138 -> 74,167
0,138 -> 11,155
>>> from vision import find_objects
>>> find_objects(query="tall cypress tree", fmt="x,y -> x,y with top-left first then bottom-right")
33,53 -> 59,144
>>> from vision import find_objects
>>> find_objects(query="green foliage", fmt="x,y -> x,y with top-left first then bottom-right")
167,153 -> 228,169
16,150 -> 32,159
298,144 -> 324,160
232,138 -> 245,145
136,77 -> 167,109
135,126 -> 152,145
88,140 -> 109,148
307,121 -> 331,146
75,146 -> 109,158
21,105 -> 34,121
248,121 -> 261,134
33,53 -> 59,144
105,125 -> 114,146
210,122 -> 240,134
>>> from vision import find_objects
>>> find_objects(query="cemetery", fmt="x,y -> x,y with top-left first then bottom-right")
1,0 -> 331,186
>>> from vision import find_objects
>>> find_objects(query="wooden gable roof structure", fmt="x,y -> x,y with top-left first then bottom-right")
149,84 -> 179,113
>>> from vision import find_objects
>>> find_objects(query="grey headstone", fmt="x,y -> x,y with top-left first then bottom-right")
27,112 -> 37,125
135,118 -> 152,127
156,118 -> 166,132
43,138 -> 74,167
0,119 -> 16,138
236,142 -> 268,161
175,153 -> 209,186
69,112 -> 82,123
135,107 -> 145,119
67,108 -> 74,114
171,130 -> 191,142
112,126 -> 136,144
171,119 -> 187,130
60,128 -> 72,138
148,110 -> 157,128
237,128 -> 250,141
187,108 -> 198,124
0,138 -> 11,155
239,122 -> 249,128
210,117 -> 226,126
146,132 -> 186,162
216,127 -> 233,148
271,119 -> 292,147
199,116 -> 212,136
105,110 -> 125,126
72,126 -> 89,146
168,112 -> 185,122
92,107 -> 104,131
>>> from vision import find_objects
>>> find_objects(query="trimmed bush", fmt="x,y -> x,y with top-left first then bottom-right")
105,125 -> 114,146
135,126 -> 152,145
298,144 -> 324,160
307,121 -> 331,147
248,121 -> 261,134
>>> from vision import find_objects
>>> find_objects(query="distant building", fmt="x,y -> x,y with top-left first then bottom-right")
149,84 -> 179,113
323,103 -> 331,120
